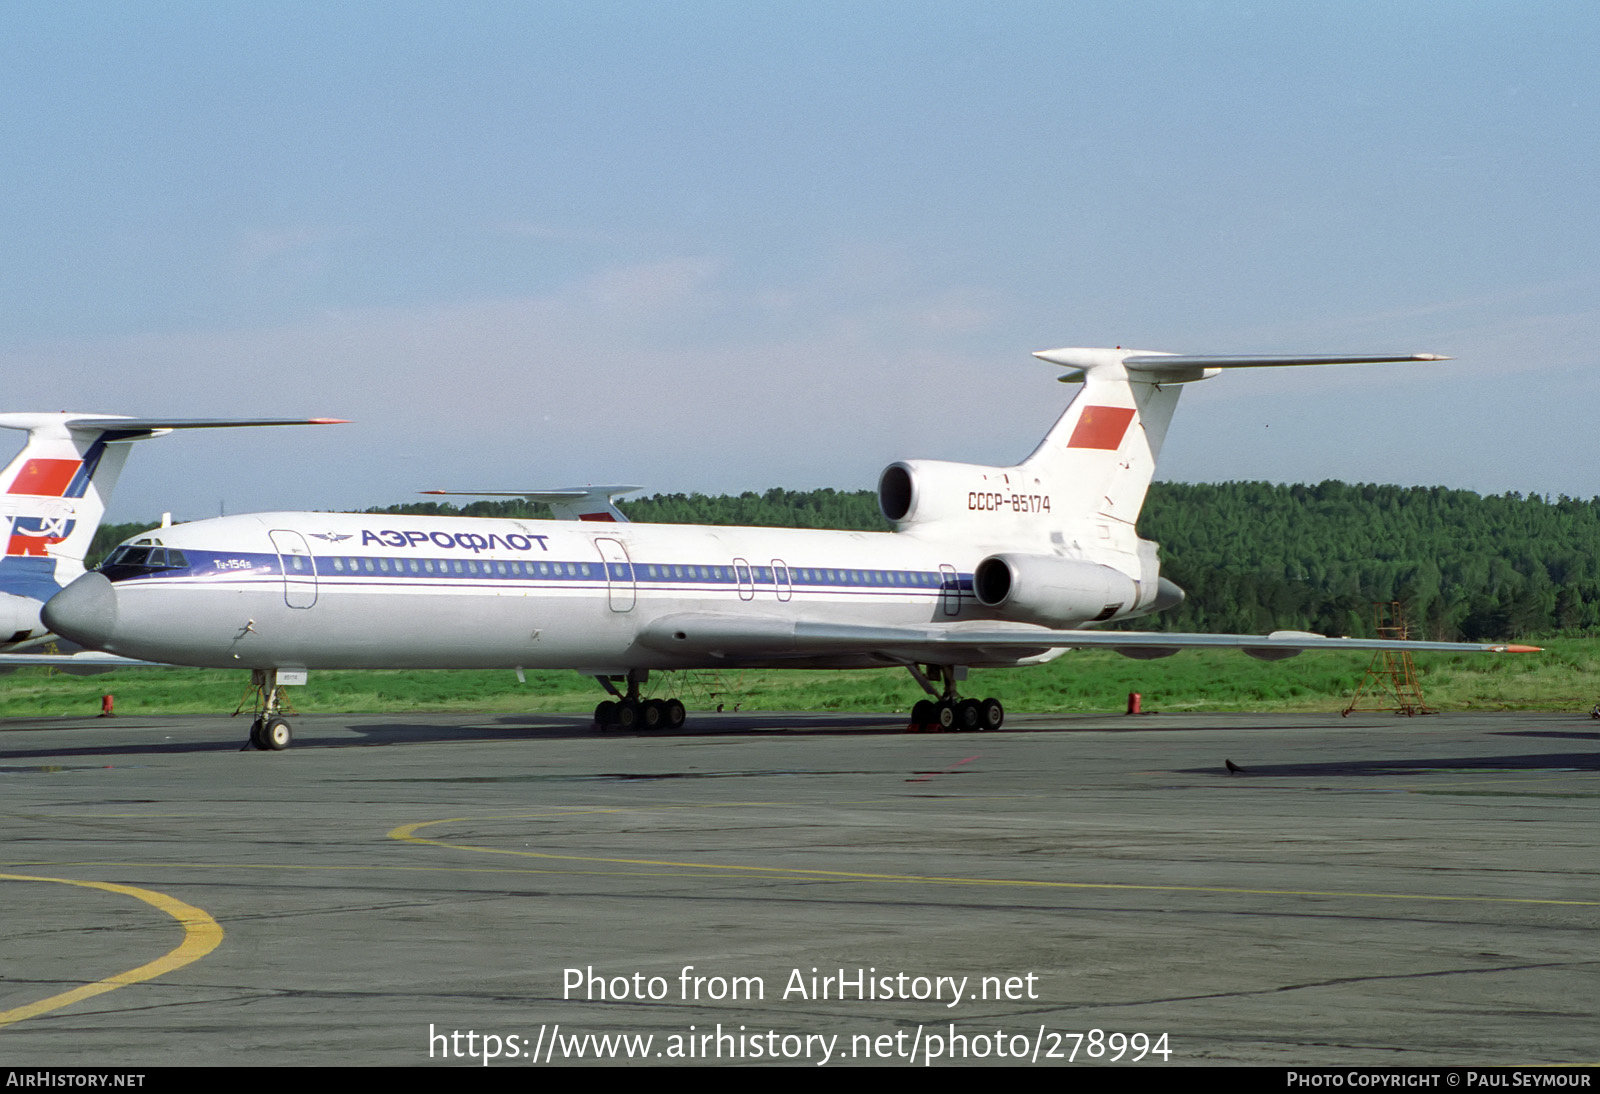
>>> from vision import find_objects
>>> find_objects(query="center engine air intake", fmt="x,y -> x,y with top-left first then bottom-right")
878,463 -> 916,523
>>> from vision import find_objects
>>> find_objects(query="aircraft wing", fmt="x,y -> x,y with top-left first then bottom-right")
62,417 -> 349,435
637,614 -> 1538,663
0,651 -> 160,667
419,486 -> 642,522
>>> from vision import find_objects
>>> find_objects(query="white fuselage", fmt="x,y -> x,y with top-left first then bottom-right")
76,511 -> 1131,673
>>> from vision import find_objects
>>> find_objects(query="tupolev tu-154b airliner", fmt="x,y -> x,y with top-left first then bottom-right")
42,346 -> 1536,750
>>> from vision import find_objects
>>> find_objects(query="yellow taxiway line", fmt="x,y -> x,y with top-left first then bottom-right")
0,872 -> 223,1030
388,808 -> 1600,908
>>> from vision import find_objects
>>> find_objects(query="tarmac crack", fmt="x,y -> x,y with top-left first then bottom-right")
1113,957 -> 1598,1009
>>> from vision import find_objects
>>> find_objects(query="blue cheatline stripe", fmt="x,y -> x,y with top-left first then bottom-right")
106,549 -> 973,595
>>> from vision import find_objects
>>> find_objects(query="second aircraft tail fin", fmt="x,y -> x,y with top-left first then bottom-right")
0,415 -> 348,578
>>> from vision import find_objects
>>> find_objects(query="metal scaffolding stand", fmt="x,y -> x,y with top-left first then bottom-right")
673,669 -> 747,713
1341,602 -> 1435,716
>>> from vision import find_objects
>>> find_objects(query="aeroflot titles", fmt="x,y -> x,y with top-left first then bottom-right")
359,529 -> 551,553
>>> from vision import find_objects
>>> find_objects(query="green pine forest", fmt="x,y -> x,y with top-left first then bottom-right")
92,479 -> 1600,643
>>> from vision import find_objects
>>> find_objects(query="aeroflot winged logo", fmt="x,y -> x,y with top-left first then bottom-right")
1066,406 -> 1136,450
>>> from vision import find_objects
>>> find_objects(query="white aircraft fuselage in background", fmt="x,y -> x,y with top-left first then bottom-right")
44,346 -> 1534,748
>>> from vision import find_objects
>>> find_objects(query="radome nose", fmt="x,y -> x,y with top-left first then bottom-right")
42,572 -> 119,650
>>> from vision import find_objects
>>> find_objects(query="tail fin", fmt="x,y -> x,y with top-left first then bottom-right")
1018,348 -> 1182,530
0,414 -> 138,581
0,415 -> 347,585
881,348 -> 1446,555
1022,347 -> 1449,534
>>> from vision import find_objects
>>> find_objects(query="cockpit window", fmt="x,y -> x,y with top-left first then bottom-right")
98,544 -> 190,578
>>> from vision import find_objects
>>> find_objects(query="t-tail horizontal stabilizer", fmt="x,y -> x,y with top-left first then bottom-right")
1034,347 -> 1450,385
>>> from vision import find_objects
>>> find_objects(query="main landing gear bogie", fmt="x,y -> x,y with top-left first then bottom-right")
592,697 -> 686,730
909,696 -> 1004,732
588,667 -> 1004,735
905,664 -> 1004,732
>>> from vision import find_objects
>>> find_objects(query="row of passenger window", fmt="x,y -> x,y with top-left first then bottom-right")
632,562 -> 957,588
310,556 -> 961,588
321,556 -> 596,578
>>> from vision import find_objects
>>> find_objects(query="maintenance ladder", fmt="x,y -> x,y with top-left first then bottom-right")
1342,602 -> 1435,716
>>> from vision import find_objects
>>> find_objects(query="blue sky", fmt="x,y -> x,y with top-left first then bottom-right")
2,2 -> 1596,521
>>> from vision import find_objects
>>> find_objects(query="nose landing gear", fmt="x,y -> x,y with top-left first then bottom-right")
251,716 -> 293,751
238,669 -> 296,751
